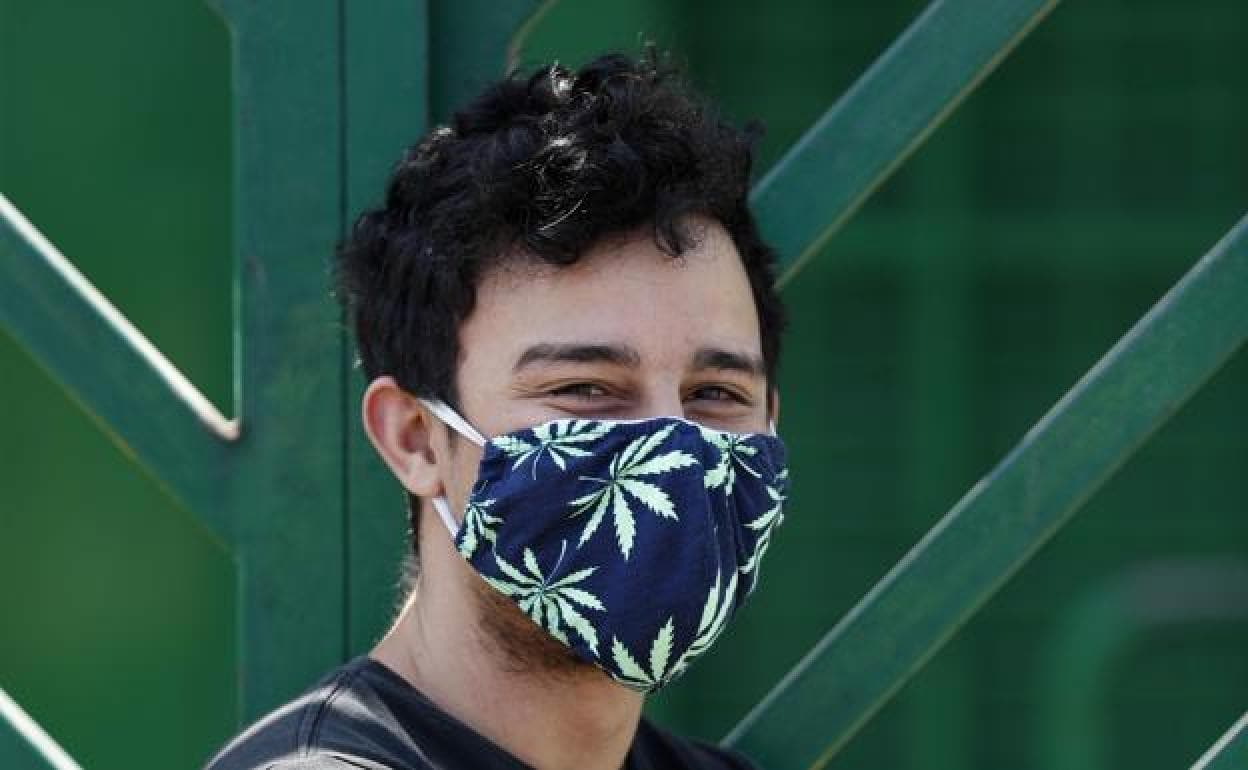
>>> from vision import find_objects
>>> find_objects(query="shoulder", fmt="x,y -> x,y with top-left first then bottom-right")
261,755 -> 390,769
630,718 -> 758,770
204,657 -> 533,770
203,658 -> 432,770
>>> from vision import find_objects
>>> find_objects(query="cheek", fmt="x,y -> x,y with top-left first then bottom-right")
445,440 -> 484,506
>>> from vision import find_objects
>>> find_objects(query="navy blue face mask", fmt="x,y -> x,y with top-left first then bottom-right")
422,400 -> 790,693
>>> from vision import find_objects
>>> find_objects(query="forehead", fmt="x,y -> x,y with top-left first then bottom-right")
458,220 -> 761,375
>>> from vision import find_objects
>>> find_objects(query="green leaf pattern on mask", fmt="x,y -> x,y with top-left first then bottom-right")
491,420 -> 612,478
699,426 -> 761,492
457,497 -> 501,559
567,423 -> 697,559
740,467 -> 788,577
610,617 -> 675,691
484,540 -> 606,656
609,568 -> 738,692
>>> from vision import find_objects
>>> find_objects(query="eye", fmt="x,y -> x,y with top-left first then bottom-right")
687,385 -> 748,404
548,382 -> 611,400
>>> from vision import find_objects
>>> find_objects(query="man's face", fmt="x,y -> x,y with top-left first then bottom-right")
457,218 -> 769,434
437,217 -> 773,674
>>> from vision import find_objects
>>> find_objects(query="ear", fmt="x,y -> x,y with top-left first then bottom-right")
361,376 -> 445,498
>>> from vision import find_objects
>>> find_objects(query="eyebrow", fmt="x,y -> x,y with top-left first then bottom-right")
691,347 -> 766,378
513,342 -> 764,378
513,343 -> 643,372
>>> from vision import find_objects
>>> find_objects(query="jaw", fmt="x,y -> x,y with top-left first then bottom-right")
470,570 -> 602,683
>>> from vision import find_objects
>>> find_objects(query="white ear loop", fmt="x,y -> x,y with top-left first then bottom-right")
430,496 -> 460,538
418,398 -> 488,538
419,398 -> 488,446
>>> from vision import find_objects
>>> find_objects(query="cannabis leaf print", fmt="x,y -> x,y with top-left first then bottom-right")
700,427 -> 761,493
456,497 -> 501,559
672,568 -> 737,677
609,569 -> 738,691
610,617 -> 675,691
484,541 -> 605,655
740,468 -> 788,576
491,420 -> 610,478
568,422 -> 697,559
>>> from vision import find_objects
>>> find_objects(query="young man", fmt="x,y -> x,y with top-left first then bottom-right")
206,50 -> 789,770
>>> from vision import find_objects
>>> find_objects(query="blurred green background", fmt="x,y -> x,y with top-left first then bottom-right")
1,0 -> 1245,768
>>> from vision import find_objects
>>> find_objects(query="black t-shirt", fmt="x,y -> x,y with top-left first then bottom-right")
204,657 -> 756,770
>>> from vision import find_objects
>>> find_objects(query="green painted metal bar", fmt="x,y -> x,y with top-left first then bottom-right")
723,212 -> 1248,768
752,0 -> 1060,287
342,0 -> 430,655
0,195 -> 235,541
1192,712 -> 1248,770
0,688 -> 81,770
4,0 -> 352,727
209,0 -> 348,721
428,0 -> 554,124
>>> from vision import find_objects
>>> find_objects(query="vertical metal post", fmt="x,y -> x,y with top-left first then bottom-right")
341,0 -> 431,657
210,0 -> 347,719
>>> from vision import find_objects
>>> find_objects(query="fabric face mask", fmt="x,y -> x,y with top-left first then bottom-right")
422,399 -> 790,693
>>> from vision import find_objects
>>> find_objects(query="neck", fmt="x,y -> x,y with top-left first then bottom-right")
372,552 -> 643,770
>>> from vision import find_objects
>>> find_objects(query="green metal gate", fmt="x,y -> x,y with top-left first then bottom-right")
1,0 -> 1245,767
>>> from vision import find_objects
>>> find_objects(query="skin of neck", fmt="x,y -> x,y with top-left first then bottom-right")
371,502 -> 644,770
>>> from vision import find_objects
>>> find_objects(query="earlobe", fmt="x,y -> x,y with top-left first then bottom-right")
361,376 -> 444,498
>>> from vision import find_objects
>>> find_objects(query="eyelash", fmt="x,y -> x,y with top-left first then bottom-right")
549,382 -> 612,400
548,383 -> 748,405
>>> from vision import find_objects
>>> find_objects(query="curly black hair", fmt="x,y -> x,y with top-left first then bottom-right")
335,50 -> 786,560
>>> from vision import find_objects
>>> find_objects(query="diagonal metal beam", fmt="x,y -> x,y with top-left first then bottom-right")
752,0 -> 1061,287
0,688 -> 82,770
1191,711 -> 1248,770
724,212 -> 1248,768
0,195 -> 236,539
